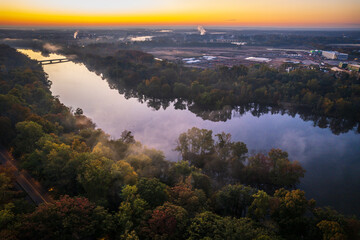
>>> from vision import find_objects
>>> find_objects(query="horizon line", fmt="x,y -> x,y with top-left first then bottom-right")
1,25 -> 360,31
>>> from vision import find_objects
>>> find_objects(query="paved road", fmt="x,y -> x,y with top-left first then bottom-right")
0,147 -> 51,205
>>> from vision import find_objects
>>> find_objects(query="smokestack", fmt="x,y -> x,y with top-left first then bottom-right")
74,30 -> 79,39
197,26 -> 206,35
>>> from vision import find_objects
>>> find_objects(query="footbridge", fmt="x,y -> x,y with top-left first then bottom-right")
38,58 -> 70,65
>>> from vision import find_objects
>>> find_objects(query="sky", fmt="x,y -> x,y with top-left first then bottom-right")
1,0 -> 360,27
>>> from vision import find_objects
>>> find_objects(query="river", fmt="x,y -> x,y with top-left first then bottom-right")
18,49 -> 360,216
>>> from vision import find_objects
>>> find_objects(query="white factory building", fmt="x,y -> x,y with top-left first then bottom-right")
322,51 -> 348,60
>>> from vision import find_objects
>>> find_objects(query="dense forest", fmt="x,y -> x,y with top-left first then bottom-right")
0,44 -> 360,239
59,43 -> 360,134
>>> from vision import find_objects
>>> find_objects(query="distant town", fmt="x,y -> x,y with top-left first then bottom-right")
1,27 -> 359,73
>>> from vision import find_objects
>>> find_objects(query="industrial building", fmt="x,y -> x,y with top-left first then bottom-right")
348,64 -> 360,72
337,52 -> 349,61
322,51 -> 337,59
322,51 -> 348,60
339,62 -> 348,68
338,62 -> 360,72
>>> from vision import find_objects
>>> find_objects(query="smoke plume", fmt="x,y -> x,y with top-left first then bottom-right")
197,26 -> 206,35
74,30 -> 79,39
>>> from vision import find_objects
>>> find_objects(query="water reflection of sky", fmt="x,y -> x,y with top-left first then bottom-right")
19,49 -> 360,216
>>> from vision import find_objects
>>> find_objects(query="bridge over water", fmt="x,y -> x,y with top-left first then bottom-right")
37,58 -> 70,65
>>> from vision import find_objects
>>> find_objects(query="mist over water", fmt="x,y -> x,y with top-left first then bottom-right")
18,49 -> 360,216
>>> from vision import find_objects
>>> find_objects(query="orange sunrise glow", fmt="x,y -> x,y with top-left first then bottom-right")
1,0 -> 360,27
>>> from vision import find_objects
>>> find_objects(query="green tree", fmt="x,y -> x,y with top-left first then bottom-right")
0,116 -> 14,146
0,166 -> 18,206
42,142 -> 76,194
215,184 -> 257,217
0,203 -> 15,232
222,217 -> 276,240
114,185 -> 148,238
78,156 -> 137,206
247,190 -> 272,221
77,155 -> 114,204
271,188 -> 316,239
187,211 -> 225,240
245,149 -> 305,191
173,83 -> 190,98
124,154 -> 154,177
167,160 -> 198,185
92,142 -> 114,159
268,149 -> 305,189
175,127 -> 214,168
136,178 -> 168,208
187,171 -> 212,197
317,220 -> 346,240
14,121 -> 44,154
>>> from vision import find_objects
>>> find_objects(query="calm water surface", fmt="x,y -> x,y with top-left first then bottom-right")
19,49 -> 360,216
